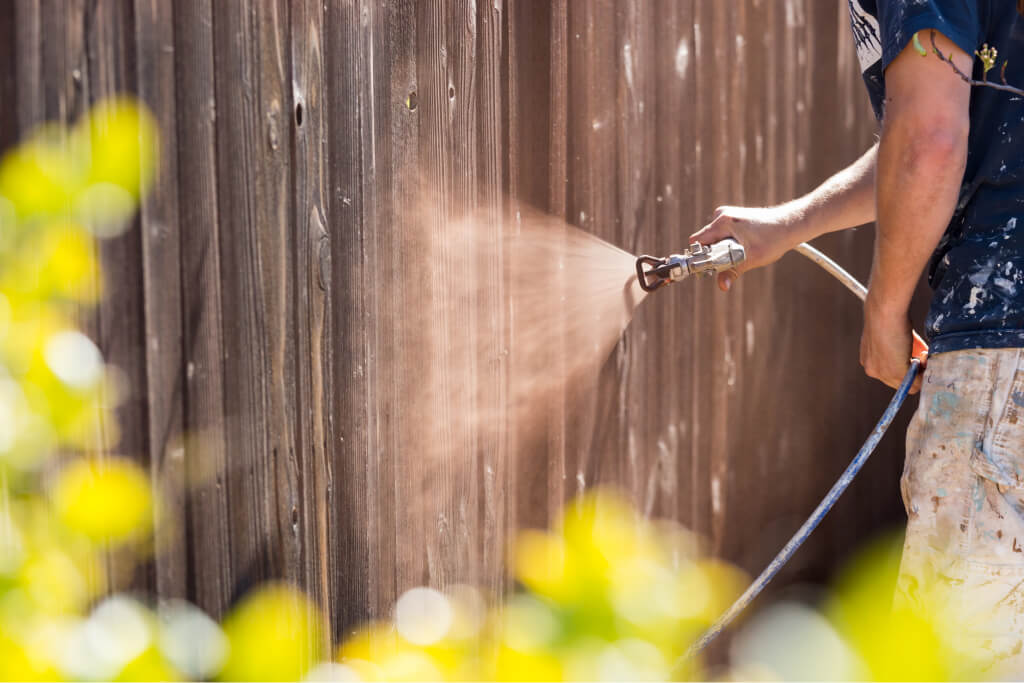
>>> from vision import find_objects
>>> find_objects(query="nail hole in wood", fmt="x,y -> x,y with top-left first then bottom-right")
295,102 -> 304,127
448,85 -> 455,100
406,91 -> 418,111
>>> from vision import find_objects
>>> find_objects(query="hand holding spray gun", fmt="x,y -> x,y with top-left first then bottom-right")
637,233 -> 928,370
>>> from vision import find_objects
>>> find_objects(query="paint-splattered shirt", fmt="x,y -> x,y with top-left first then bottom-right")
849,0 -> 1024,355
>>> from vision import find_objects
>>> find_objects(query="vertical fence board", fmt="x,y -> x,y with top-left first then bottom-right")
11,0 -> 42,131
172,0 -> 233,619
327,0 -> 377,637
0,4 -> 17,153
476,0 -> 510,601
210,0 -> 299,596
134,0 -> 187,601
82,0 -> 157,594
289,0 -> 333,644
365,0 -> 417,616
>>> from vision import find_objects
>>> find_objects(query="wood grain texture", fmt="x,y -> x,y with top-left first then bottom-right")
0,0 -> 909,647
134,0 -> 187,601
326,0 -> 377,635
172,0 -> 233,619
0,3 -> 17,153
289,0 -> 334,650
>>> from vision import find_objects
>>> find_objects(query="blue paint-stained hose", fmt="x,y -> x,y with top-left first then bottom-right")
672,242 -> 925,674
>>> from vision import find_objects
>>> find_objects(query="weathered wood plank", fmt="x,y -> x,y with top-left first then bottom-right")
79,0 -> 156,594
565,0 -> 620,498
289,0 -> 334,647
210,0 -> 299,596
0,4 -> 18,152
476,0 -> 509,602
408,0 -> 480,593
615,0 -> 656,507
172,0 -> 233,619
134,0 -> 187,601
11,0 -> 43,132
326,0 -> 378,636
365,0 -> 418,616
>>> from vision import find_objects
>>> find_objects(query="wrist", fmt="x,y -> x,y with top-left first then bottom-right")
864,288 -> 911,321
765,200 -> 812,245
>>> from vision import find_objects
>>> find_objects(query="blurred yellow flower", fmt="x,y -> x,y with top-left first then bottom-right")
51,457 -> 153,545
824,532 -> 981,681
219,583 -> 324,681
0,127 -> 83,219
0,631 -> 59,681
84,98 -> 158,202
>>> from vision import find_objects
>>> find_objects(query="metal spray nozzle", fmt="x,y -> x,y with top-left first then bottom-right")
635,239 -> 746,293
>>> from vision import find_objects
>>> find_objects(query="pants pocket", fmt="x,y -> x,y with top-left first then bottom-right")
970,350 -> 1024,491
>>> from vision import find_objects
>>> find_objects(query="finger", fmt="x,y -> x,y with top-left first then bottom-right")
718,268 -> 739,292
690,212 -> 733,243
689,221 -> 727,244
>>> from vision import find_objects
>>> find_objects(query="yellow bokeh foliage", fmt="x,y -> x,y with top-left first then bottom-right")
219,583 -> 325,682
51,457 -> 154,546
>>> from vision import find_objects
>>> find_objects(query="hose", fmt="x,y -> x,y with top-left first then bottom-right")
794,242 -> 868,301
672,241 -> 924,673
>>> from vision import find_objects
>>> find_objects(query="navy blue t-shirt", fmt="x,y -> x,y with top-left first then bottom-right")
849,0 -> 1024,354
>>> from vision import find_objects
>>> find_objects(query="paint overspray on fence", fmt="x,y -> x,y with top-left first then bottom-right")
384,193 -> 646,584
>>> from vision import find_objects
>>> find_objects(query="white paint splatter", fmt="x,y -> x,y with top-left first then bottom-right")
969,259 -> 995,287
675,39 -> 689,78
745,320 -> 755,357
995,277 -> 1017,297
785,0 -> 797,27
711,476 -> 722,515
724,336 -> 737,388
622,42 -> 634,90
966,286 -> 985,313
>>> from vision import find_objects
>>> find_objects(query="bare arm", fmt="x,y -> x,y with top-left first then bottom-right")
860,31 -> 971,388
690,143 -> 877,290
780,142 -> 878,240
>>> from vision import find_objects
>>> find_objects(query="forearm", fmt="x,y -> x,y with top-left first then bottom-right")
776,143 -> 878,244
868,116 -> 968,317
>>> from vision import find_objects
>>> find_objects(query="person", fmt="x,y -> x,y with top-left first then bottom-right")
692,0 -> 1024,672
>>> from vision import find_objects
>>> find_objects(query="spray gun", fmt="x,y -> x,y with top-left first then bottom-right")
635,239 -> 746,292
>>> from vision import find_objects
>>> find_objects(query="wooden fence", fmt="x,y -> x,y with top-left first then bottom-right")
1,0 -> 914,642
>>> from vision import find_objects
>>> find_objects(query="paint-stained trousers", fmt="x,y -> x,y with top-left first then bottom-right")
898,348 -> 1024,673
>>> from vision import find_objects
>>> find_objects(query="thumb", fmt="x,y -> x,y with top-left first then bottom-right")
718,268 -> 739,292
